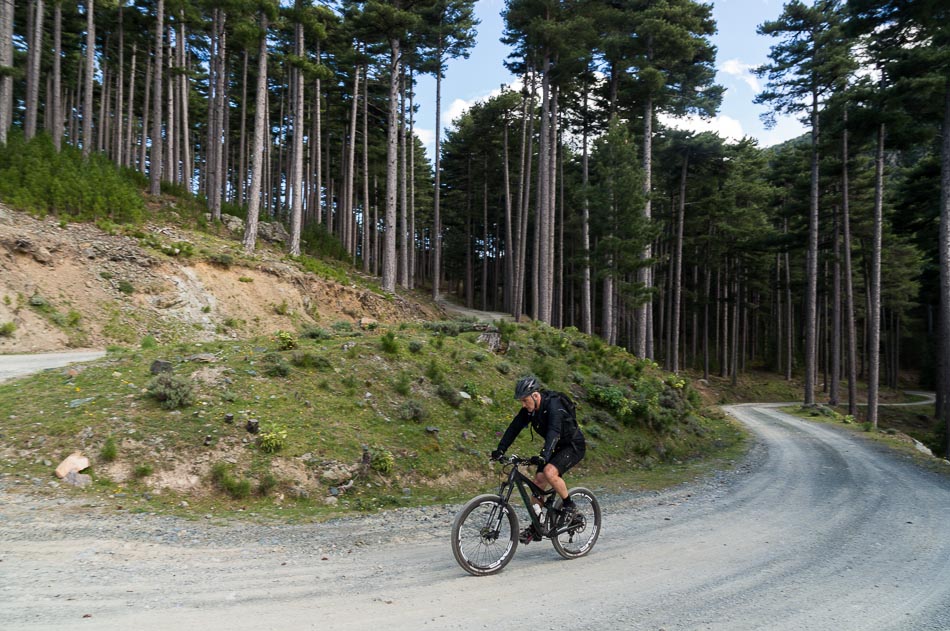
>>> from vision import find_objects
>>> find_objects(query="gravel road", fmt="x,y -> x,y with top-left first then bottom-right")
0,350 -> 106,383
4,403 -> 950,630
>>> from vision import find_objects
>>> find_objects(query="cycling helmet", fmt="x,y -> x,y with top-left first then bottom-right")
514,375 -> 542,400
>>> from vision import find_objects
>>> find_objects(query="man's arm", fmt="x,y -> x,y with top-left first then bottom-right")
496,410 -> 528,454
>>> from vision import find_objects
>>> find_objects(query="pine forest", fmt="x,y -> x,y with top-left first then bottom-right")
1,0 -> 949,448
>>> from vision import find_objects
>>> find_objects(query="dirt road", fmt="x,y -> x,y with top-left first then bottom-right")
0,350 -> 106,383
4,403 -> 950,630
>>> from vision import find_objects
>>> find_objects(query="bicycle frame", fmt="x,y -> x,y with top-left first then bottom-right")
495,458 -> 558,535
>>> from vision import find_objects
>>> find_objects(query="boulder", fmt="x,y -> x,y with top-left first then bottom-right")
55,452 -> 90,479
258,221 -> 290,244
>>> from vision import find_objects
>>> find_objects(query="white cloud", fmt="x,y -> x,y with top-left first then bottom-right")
414,127 -> 435,152
658,112 -> 748,143
719,58 -> 760,92
445,98 -> 474,126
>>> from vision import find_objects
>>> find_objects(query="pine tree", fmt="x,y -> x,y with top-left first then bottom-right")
756,0 -> 854,406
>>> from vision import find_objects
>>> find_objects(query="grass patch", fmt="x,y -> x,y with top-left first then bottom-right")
0,323 -> 750,521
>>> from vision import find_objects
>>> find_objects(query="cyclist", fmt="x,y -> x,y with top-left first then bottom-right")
491,375 -> 586,543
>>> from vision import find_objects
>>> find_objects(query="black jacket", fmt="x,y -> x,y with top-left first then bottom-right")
496,391 -> 585,461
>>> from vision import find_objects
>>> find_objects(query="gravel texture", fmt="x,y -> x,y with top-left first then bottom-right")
4,404 -> 950,631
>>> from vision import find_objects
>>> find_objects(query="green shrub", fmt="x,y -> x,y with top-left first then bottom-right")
274,330 -> 298,350
437,384 -> 463,408
408,340 -> 423,353
300,325 -> 330,340
0,321 -> 15,337
392,371 -> 412,396
530,357 -> 555,384
425,360 -> 444,384
140,335 -> 157,349
238,276 -> 254,283
262,352 -> 290,377
290,351 -> 331,370
380,331 -> 399,354
133,464 -> 154,479
99,436 -> 118,463
257,425 -> 288,453
371,449 -> 395,475
117,280 -> 135,295
146,372 -> 195,410
210,462 -> 251,499
496,320 -> 517,344
258,472 -> 279,496
424,321 -> 461,336
208,253 -> 233,268
331,321 -> 352,333
588,384 -> 633,420
399,399 -> 428,422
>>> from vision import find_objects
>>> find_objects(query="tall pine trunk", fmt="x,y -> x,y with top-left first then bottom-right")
867,122 -> 885,428
938,79 -> 950,449
672,154 -> 687,373
0,0 -> 13,145
432,32 -> 444,301
149,0 -> 164,195
242,12 -> 269,253
841,111 -> 858,416
25,0 -> 44,141
82,0 -> 95,157
382,38 -> 400,293
803,92 -> 820,405
289,19 -> 304,256
51,1 -> 62,150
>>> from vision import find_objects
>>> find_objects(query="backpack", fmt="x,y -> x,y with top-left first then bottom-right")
549,390 -> 578,428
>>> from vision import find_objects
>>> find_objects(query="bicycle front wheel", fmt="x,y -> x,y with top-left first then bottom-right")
550,488 -> 601,560
451,494 -> 519,576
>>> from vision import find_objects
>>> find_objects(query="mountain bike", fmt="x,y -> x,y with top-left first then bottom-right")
451,455 -> 601,576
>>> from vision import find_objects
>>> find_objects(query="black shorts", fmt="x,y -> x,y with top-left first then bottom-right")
544,443 -> 586,476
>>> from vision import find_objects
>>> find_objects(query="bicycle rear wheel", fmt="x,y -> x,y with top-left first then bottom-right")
451,494 -> 519,576
550,488 -> 601,559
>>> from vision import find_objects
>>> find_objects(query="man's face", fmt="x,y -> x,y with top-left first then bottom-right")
520,391 -> 539,413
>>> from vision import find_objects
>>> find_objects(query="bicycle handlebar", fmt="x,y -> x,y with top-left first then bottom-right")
490,454 -> 532,466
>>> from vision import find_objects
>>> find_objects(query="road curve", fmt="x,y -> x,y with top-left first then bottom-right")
0,350 -> 106,383
3,404 -> 950,630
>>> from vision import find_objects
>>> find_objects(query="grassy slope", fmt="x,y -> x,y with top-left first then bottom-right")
0,321 -> 746,521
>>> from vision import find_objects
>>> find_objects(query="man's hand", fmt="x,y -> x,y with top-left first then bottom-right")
490,449 -> 504,461
529,455 -> 546,467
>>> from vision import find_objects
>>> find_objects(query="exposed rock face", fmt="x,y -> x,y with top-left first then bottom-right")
0,204 -> 441,353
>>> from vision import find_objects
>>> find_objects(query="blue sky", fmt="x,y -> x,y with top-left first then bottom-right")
411,0 -> 808,158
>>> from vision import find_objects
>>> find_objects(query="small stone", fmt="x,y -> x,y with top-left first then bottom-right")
64,471 -> 92,488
